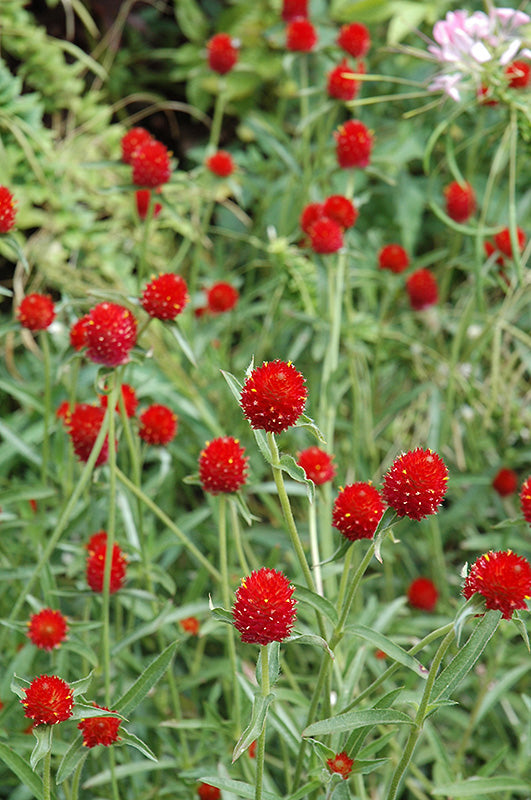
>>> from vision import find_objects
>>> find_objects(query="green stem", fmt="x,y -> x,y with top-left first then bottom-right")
508,107 -> 522,283
40,332 -> 52,484
108,747 -> 120,800
308,496 -> 323,596
332,540 -> 377,648
43,747 -> 52,800
229,497 -> 250,575
137,192 -> 155,294
209,89 -> 226,151
255,644 -> 270,800
219,495 -> 241,735
70,757 -> 86,800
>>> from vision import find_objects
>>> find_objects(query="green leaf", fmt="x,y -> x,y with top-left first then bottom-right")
198,777 -> 280,800
174,0 -> 208,43
70,672 -> 93,697
292,584 -> 338,626
346,626 -> 428,678
69,703 -> 124,722
0,742 -> 47,800
115,641 -> 178,716
118,728 -> 158,761
285,633 -> 334,659
432,777 -> 531,796
10,673 -> 29,699
56,737 -> 87,784
209,603 -> 234,625
475,661 -> 531,724
170,323 -> 197,367
294,413 -> 326,443
0,420 -> 42,467
30,724 -> 53,770
303,709 -> 413,738
278,455 -> 314,502
511,612 -> 531,651
285,782 -> 322,800
220,368 -> 243,404
256,641 -> 280,688
232,693 -> 274,762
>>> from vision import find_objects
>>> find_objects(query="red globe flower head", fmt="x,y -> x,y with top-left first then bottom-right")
378,244 -> 409,273
180,616 -> 200,635
520,476 -> 531,523
199,436 -> 248,494
86,533 -> 127,593
131,140 -> 171,188
27,608 -> 68,651
297,446 -> 336,485
138,404 -> 178,446
197,784 -> 221,800
286,18 -> 318,52
327,751 -> 354,779
78,704 -> 121,748
85,302 -> 137,367
17,294 -> 56,331
492,467 -> 518,497
327,59 -> 361,101
121,127 -> 153,165
99,383 -> 139,418
232,568 -> 297,645
406,268 -> 438,310
505,60 -> 530,89
67,404 -> 109,466
86,531 -> 109,555
0,186 -> 17,233
462,550 -> 531,619
240,359 -> 307,434
308,216 -> 344,254
207,33 -> 238,74
382,447 -> 448,521
332,482 -> 384,541
141,273 -> 189,320
207,282 -> 239,313
135,189 -> 162,220
21,675 -> 74,725
335,120 -> 373,169
337,22 -> 370,58
206,150 -> 235,177
407,577 -> 438,611
444,181 -> 477,223
281,0 -> 308,21
300,202 -> 324,234
494,227 -> 526,258
322,195 -> 358,230
70,314 -> 90,350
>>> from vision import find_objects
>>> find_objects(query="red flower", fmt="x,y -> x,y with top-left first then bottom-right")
327,59 -> 362,101
297,446 -> 336,485
0,186 -> 17,233
407,577 -> 438,611
135,189 -> 162,220
78,704 -> 121,748
138,404 -> 178,446
462,550 -> 531,619
406,269 -> 438,310
206,150 -> 235,177
180,616 -> 200,635
207,282 -> 239,313
240,359 -> 307,434
85,302 -> 137,367
505,60 -> 530,89
70,315 -> 90,350
17,294 -> 56,331
337,22 -> 370,58
300,202 -> 324,234
141,273 -> 189,320
492,468 -> 518,497
520,476 -> 531,523
121,127 -> 152,165
281,0 -> 308,21
99,383 -> 138,418
444,181 -> 476,223
494,227 -> 526,258
322,195 -> 358,230
207,33 -> 238,74
327,751 -> 354,779
21,675 -> 74,725
332,483 -> 384,541
232,568 -> 297,645
199,436 -> 248,494
131,140 -> 171,188
56,401 -> 71,425
378,244 -> 409,273
335,120 -> 373,169
27,609 -> 68,651
86,532 -> 127,593
382,447 -> 448,521
197,784 -> 221,800
308,217 -> 344,253
67,404 -> 109,466
286,18 -> 318,52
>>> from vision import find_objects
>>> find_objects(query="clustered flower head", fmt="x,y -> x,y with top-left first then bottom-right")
297,446 -> 336,485
207,33 -> 239,74
407,577 -> 439,611
327,751 -> 354,779
378,244 -> 409,273
138,404 -> 178,446
332,482 -> 385,541
17,294 -> 56,331
444,181 -> 477,223
199,436 -> 248,494
327,59 -> 364,101
27,608 -> 68,650
240,360 -> 307,434
281,0 -> 308,22
505,59 -> 530,88
78,704 -> 121,748
99,383 -> 139,418
520,476 -> 531,523
197,784 -> 221,800
462,550 -> 531,619
21,675 -> 74,725
141,273 -> 189,320
335,120 -> 373,169
232,567 -> 297,645
337,22 -> 371,58
300,195 -> 358,254
207,282 -> 239,313
67,404 -> 109,466
286,18 -> 318,52
382,447 -> 448,521
180,616 -> 200,635
85,302 -> 137,367
406,269 -> 438,310
70,315 -> 90,350
494,226 -> 526,258
492,467 -> 518,497
86,531 -> 127,593
206,150 -> 235,177
121,127 -> 152,165
0,185 -> 17,233
132,140 -> 171,188
308,217 -> 344,254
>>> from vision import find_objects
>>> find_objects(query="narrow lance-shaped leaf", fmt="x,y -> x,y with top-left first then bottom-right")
30,725 -> 53,771
118,728 -> 158,761
303,709 -> 413,738
232,693 -> 274,763
346,625 -> 427,678
56,737 -> 87,784
115,641 -> 178,716
0,743 -> 47,800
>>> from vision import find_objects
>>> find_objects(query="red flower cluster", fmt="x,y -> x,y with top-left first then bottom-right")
505,60 -> 530,88
86,531 -> 127,593
17,294 -> 56,331
199,436 -> 248,494
139,404 -> 178,446
281,0 -> 308,21
492,467 -> 518,497
78,704 -> 121,748
197,784 -> 221,800
132,139 -> 171,188
444,181 -> 476,223
135,189 -> 162,220
297,446 -> 336,485
99,383 -> 139,418
206,150 -> 235,177
141,273 -> 189,320
286,18 -> 318,52
240,360 -> 307,434
121,127 -> 152,165
0,185 -> 17,233
300,195 -> 358,254
407,577 -> 438,611
335,120 -> 373,169
494,226 -> 526,259
378,244 -> 409,273
337,22 -> 370,58
67,404 -> 109,466
332,483 -> 384,541
463,550 -> 531,619
70,315 -> 90,350
308,217 -> 344,254
180,616 -> 200,635
232,568 -> 297,645
406,269 -> 438,310
327,59 -> 363,101
85,302 -> 137,367
27,608 -> 68,650
207,33 -> 238,74
207,282 -> 239,313
382,448 -> 448,521
21,675 -> 74,725
327,751 -> 354,779
520,476 -> 531,523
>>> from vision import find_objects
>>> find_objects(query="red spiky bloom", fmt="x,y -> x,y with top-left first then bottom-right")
206,150 -> 235,177
67,404 -> 108,466
332,482 -> 384,541
286,18 -> 318,52
378,244 -> 409,273
309,216 -> 344,253
27,609 -> 68,651
520,476 -> 531,523
138,404 -> 178,446
121,127 -> 152,165
462,550 -> 531,619
506,60 -> 530,89
199,436 -> 248,494
141,273 -> 189,320
494,227 -> 526,258
322,195 -> 358,230
407,577 -> 438,611
197,784 -> 221,800
135,189 -> 162,220
300,202 -> 324,234
17,294 -> 56,331
70,315 -> 90,350
180,616 -> 200,635
207,282 -> 239,313
492,468 -> 518,497
232,568 -> 297,645
21,675 -> 74,725
78,704 -> 121,748
281,0 -> 308,21
327,59 -> 362,101
0,186 -> 17,233
99,383 -> 138,418
406,269 -> 438,310
382,447 -> 448,521
131,140 -> 171,188
207,33 -> 238,74
240,359 -> 307,434
86,532 -> 127,593
327,752 -> 354,779
444,181 -> 476,223
337,22 -> 370,58
85,302 -> 137,367
335,120 -> 373,169
297,446 -> 336,485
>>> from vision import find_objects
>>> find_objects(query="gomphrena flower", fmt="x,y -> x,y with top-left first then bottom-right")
335,120 -> 373,169
78,704 -> 121,748
308,217 -> 344,254
332,482 -> 384,541
86,532 -> 127,593
85,302 -> 137,367
121,127 -> 152,165
492,467 -> 518,497
131,140 -> 171,188
141,273 -> 189,320
281,0 -> 308,21
407,577 -> 439,611
297,446 -> 336,485
207,282 -> 239,313
197,784 -> 221,800
382,447 -> 448,521
180,616 -> 200,635
337,22 -> 371,58
406,269 -> 438,310
327,752 -> 354,779
135,189 -> 162,220
240,359 -> 307,434
232,568 -> 297,645
322,195 -> 358,230
27,608 -> 68,651
286,18 -> 318,52
0,185 -> 17,233
199,436 -> 248,494
444,181 -> 477,223
21,675 -> 74,725
378,244 -> 409,273
327,59 -> 362,101
206,150 -> 235,177
70,315 -> 90,350
138,404 -> 178,446
207,33 -> 239,74
300,202 -> 324,234
17,294 -> 56,331
67,404 -> 109,466
494,226 -> 526,258
99,383 -> 139,418
520,476 -> 531,523
462,550 -> 531,619
505,59 -> 530,88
